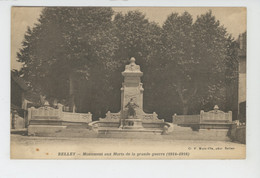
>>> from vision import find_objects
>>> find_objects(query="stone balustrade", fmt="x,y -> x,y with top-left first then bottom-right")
28,106 -> 62,124
172,105 -> 233,130
28,106 -> 92,124
200,108 -> 232,123
62,112 -> 92,123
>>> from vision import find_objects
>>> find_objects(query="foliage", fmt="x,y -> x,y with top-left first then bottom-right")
16,8 -> 239,121
159,12 -> 195,115
155,11 -> 239,116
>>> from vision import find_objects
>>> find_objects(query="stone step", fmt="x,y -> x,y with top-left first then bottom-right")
172,124 -> 193,131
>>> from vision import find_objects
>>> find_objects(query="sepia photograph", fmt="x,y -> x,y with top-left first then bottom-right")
10,6 -> 246,159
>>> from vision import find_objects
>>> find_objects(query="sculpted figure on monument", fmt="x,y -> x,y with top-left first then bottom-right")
125,57 -> 140,72
125,98 -> 139,118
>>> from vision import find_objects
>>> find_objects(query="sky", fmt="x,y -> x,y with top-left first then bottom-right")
11,7 -> 246,70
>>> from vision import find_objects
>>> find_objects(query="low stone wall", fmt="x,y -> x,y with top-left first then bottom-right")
200,109 -> 232,123
97,122 -> 120,128
172,106 -> 233,130
11,114 -> 25,129
28,106 -> 92,124
172,114 -> 200,125
28,125 -> 67,137
142,122 -> 165,129
62,112 -> 92,123
27,106 -> 92,136
94,120 -> 165,130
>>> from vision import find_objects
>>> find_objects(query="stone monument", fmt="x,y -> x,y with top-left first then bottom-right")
120,57 -> 145,129
89,57 -> 173,136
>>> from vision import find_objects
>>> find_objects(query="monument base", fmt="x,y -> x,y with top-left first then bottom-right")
123,119 -> 143,129
28,125 -> 67,136
97,127 -> 163,138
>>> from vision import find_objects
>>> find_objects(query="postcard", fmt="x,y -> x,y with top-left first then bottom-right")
11,7 -> 246,159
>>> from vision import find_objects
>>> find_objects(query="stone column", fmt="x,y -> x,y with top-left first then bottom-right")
121,57 -> 144,118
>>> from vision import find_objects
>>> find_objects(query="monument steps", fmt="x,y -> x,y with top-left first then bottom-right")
25,125 -> 231,141
168,128 -> 231,141
98,128 -> 162,133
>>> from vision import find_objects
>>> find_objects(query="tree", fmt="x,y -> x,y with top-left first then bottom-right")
17,7 -> 118,116
159,11 -> 237,115
192,11 -> 230,112
160,12 -> 196,115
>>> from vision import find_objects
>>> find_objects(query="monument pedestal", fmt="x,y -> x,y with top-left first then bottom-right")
124,119 -> 143,129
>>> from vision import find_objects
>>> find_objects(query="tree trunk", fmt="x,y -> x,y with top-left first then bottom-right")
182,104 -> 189,115
69,74 -> 75,112
176,84 -> 197,115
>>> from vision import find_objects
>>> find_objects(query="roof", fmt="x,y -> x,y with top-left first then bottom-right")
11,72 -> 28,91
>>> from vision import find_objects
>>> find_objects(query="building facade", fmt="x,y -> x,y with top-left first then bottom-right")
237,32 -> 246,122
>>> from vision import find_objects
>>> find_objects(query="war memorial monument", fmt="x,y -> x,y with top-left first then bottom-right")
89,57 -> 173,136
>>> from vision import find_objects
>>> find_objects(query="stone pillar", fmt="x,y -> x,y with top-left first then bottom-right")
119,57 -> 145,129
27,107 -> 33,126
121,57 -> 144,118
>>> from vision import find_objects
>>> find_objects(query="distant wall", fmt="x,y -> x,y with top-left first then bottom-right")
230,125 -> 246,144
239,73 -> 246,103
172,114 -> 200,125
